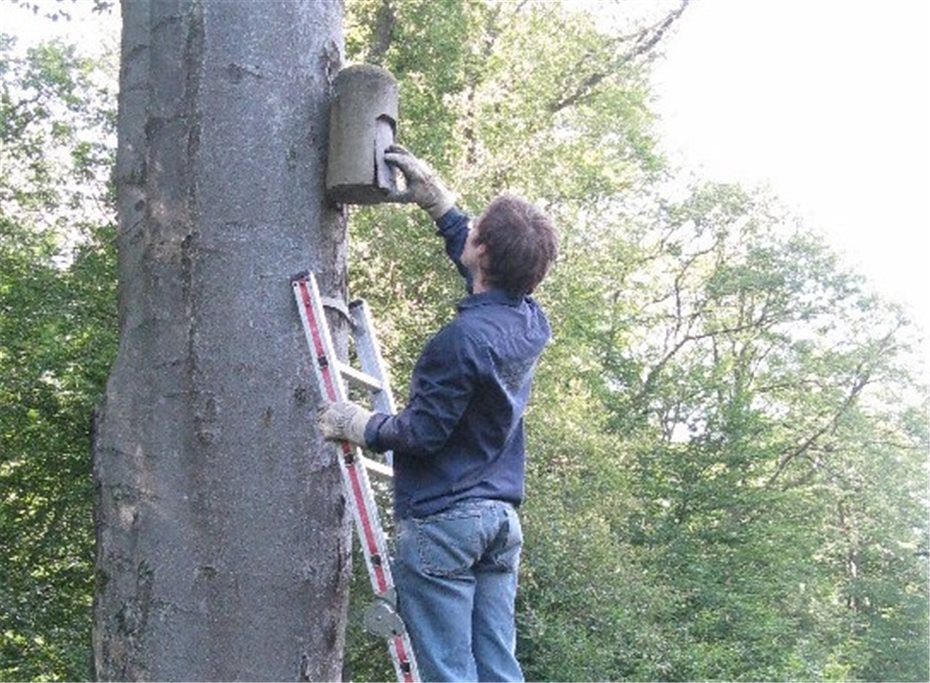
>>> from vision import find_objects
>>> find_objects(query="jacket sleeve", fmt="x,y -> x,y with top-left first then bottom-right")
434,207 -> 474,293
365,324 -> 480,457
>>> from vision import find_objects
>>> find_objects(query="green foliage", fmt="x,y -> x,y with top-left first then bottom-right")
342,2 -> 929,682
0,217 -> 116,681
0,34 -> 117,681
1,35 -> 112,214
2,2 -> 927,681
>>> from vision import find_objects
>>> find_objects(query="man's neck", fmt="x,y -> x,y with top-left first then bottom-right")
471,268 -> 489,294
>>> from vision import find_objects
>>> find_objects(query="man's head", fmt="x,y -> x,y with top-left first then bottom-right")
466,194 -> 559,297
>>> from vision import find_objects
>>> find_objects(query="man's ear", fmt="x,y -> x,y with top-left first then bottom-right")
476,242 -> 489,265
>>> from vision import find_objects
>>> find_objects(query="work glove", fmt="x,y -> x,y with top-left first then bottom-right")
317,400 -> 373,447
383,144 -> 456,220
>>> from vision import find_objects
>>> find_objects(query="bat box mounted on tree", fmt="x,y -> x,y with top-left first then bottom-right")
325,64 -> 399,205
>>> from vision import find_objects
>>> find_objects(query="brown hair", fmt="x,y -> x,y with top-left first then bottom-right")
474,194 -> 558,297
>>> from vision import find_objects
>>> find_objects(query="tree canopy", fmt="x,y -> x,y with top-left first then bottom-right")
1,1 -> 927,681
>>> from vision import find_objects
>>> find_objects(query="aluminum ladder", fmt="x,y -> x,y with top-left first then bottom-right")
291,271 -> 418,683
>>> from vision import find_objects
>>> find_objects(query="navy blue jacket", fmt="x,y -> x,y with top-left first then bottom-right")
364,208 -> 551,519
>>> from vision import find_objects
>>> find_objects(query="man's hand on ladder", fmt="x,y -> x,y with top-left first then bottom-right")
318,400 -> 372,446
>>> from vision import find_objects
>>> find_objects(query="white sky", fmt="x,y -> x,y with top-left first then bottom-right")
649,0 -> 930,336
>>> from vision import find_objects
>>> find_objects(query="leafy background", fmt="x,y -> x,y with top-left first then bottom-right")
1,1 -> 927,681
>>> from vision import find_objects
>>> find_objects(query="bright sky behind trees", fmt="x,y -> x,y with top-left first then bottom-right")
649,0 -> 930,340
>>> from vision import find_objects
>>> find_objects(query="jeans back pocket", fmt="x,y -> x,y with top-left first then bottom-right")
414,508 -> 483,578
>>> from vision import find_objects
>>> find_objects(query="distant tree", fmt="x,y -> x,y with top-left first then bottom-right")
0,34 -> 116,681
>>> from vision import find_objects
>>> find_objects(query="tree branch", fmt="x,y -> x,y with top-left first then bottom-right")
549,0 -> 691,114
366,0 -> 396,66
766,363 -> 871,489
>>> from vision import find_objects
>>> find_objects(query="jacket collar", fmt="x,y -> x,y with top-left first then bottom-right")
457,288 -> 523,311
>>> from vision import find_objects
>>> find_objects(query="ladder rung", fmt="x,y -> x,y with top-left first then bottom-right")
360,455 -> 394,479
336,361 -> 384,392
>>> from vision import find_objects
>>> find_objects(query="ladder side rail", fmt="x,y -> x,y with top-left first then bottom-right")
350,299 -> 398,468
292,274 -> 418,683
292,275 -> 391,591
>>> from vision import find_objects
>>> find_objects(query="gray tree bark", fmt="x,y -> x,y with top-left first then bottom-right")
92,1 -> 351,680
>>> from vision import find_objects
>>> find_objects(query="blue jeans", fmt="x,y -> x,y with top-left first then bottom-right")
393,499 -> 524,682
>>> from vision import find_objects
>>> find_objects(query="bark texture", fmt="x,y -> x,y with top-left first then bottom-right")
92,1 -> 351,679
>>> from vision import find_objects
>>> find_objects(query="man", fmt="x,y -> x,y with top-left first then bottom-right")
318,145 -> 558,682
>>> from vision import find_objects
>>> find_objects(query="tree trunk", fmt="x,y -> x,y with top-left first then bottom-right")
92,1 -> 350,679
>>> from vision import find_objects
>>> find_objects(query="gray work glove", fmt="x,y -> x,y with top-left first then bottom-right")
317,400 -> 372,447
383,144 -> 456,220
